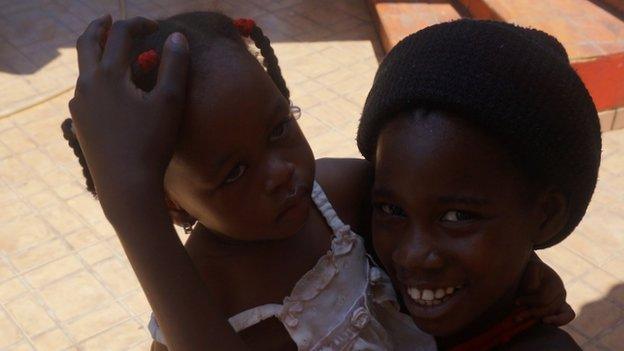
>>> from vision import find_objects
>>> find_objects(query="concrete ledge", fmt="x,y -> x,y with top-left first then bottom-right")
574,53 -> 624,112
368,0 -> 464,52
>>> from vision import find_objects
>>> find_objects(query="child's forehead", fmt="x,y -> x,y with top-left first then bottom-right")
186,92 -> 287,134
183,42 -> 284,121
186,46 -> 273,107
177,76 -> 289,173
376,115 -> 519,184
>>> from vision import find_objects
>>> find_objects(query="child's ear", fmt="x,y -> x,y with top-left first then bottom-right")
533,189 -> 569,246
164,195 -> 196,227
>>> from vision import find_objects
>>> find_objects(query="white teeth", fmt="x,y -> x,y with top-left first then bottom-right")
407,285 -> 462,306
407,287 -> 421,300
434,289 -> 445,299
422,289 -> 434,301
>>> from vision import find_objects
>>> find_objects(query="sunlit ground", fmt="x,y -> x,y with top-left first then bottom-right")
0,0 -> 623,349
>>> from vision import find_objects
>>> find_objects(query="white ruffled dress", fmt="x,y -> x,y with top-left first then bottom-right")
149,181 -> 436,350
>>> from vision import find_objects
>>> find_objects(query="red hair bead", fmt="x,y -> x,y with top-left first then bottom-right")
233,18 -> 256,37
137,49 -> 159,73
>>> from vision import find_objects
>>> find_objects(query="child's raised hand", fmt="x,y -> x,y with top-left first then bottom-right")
515,253 -> 575,326
69,15 -> 189,213
66,16 -> 249,351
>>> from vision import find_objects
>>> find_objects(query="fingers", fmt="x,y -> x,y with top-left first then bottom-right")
77,14 -> 112,73
543,303 -> 575,326
516,288 -> 564,308
518,302 -> 575,326
101,16 -> 158,71
520,259 -> 542,294
515,306 -> 552,323
515,302 -> 559,322
152,33 -> 189,106
515,290 -> 564,321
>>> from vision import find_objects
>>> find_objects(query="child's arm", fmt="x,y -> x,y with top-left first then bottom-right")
70,16 -> 246,351
515,252 -> 575,325
502,324 -> 581,350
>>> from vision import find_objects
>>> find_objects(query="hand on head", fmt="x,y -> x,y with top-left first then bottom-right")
68,14 -> 190,214
515,255 -> 575,326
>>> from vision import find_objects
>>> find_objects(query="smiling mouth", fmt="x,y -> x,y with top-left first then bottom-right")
406,285 -> 465,307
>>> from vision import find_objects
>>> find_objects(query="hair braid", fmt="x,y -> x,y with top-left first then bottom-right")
249,25 -> 290,100
61,118 -> 97,197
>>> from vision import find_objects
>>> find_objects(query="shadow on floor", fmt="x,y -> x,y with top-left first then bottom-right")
0,0 -> 121,75
0,0 -> 382,75
571,283 -> 624,348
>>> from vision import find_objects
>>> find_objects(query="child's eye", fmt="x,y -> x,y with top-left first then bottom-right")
269,119 -> 292,141
440,210 -> 476,222
224,164 -> 246,184
376,203 -> 407,218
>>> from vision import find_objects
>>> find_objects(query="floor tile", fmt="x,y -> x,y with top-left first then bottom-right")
0,277 -> 28,304
5,292 -> 56,337
39,270 -> 113,321
24,254 -> 83,288
10,238 -> 71,272
0,1 -> 622,349
78,319 -> 149,351
63,301 -> 130,342
31,328 -> 72,351
0,215 -> 56,255
92,257 -> 140,297
0,307 -> 24,349
599,321 -> 624,350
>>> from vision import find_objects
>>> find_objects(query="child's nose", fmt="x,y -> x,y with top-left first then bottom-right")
392,229 -> 445,271
264,157 -> 295,194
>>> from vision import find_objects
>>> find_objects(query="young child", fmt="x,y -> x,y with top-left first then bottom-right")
356,20 -> 599,350
65,13 -> 573,351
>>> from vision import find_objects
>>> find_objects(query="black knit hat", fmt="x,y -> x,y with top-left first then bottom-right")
357,19 -> 601,248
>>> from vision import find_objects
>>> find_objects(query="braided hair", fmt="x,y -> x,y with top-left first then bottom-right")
249,25 -> 289,100
61,118 -> 96,194
62,12 -> 290,197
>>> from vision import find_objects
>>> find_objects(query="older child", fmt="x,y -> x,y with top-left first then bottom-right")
65,13 -> 573,351
357,20 -> 599,350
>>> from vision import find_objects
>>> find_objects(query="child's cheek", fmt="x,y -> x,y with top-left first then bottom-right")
459,227 -> 532,301
372,221 -> 402,268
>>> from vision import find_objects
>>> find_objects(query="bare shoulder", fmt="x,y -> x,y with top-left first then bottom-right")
314,158 -> 373,234
151,341 -> 168,351
501,324 -> 581,351
315,157 -> 372,186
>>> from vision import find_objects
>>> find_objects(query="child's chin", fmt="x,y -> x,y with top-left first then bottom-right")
401,286 -> 470,337
407,312 -> 463,337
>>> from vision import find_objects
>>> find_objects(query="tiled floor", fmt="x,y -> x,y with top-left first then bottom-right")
0,1 -> 623,350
